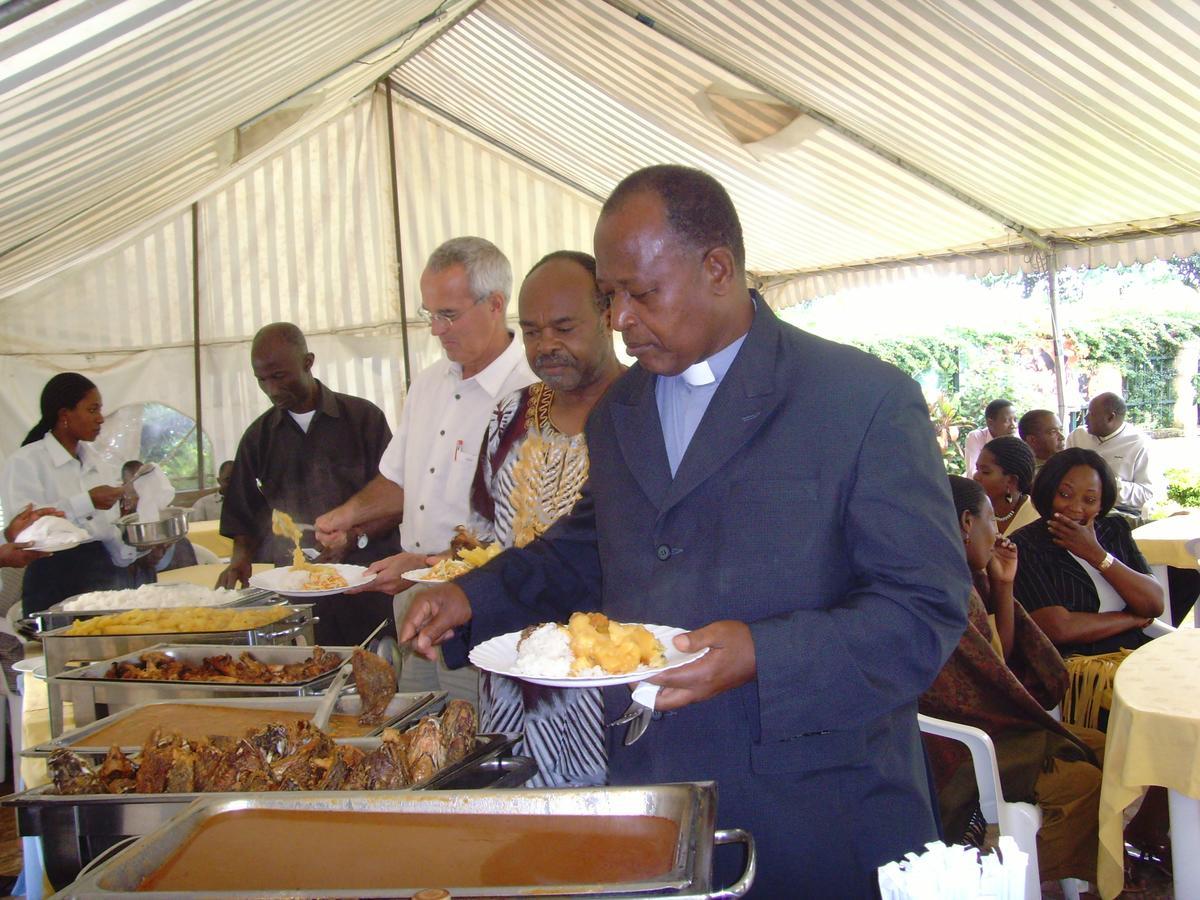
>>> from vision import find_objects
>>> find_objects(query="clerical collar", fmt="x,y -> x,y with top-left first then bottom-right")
680,360 -> 715,386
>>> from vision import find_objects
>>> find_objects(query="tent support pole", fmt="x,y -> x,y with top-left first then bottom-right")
1046,243 -> 1068,426
603,0 -> 1049,251
383,81 -> 413,391
191,202 -> 205,490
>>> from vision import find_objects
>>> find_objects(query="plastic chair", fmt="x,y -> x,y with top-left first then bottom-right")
918,713 -> 1084,900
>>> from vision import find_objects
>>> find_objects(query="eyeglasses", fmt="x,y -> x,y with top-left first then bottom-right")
417,296 -> 488,327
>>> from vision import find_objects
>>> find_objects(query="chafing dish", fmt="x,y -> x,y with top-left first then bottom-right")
25,692 -> 444,757
43,611 -> 316,737
50,639 -> 337,730
5,732 -> 528,889
116,507 -> 189,549
54,782 -> 753,898
25,586 -> 281,636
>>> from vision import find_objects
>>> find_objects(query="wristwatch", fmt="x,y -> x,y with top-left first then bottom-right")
355,531 -> 368,550
1098,552 -> 1115,572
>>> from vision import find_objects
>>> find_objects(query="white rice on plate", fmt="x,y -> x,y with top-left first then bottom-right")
512,623 -> 575,677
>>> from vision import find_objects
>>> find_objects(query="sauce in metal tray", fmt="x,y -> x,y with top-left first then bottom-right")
73,704 -> 377,746
134,809 -> 681,891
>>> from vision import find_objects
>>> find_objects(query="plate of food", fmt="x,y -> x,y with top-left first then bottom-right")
249,563 -> 376,597
403,538 -> 503,584
469,612 -> 709,688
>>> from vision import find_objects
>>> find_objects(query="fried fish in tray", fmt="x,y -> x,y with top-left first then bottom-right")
48,702 -> 480,796
104,647 -> 342,684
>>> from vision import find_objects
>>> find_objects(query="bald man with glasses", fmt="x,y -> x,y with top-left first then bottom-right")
316,236 -> 535,700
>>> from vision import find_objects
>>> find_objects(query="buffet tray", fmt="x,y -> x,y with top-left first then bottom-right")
43,615 -> 317,737
25,691 -> 444,757
6,733 -> 528,890
53,782 -> 755,898
27,586 -> 280,635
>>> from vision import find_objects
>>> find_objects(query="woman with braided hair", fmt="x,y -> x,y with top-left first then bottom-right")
973,434 -> 1038,535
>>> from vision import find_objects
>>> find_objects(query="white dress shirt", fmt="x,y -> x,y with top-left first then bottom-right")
1065,422 -> 1159,513
963,425 -> 993,477
0,433 -> 138,565
379,334 -> 536,553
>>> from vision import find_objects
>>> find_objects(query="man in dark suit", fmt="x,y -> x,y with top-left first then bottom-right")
401,166 -> 969,896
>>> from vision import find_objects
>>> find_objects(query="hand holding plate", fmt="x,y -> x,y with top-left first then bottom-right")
399,583 -> 473,660
649,620 -> 757,712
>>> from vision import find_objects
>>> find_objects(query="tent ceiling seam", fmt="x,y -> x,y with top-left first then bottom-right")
385,80 -> 608,204
601,0 -> 1052,252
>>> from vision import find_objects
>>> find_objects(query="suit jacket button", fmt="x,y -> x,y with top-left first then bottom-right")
656,544 -> 670,561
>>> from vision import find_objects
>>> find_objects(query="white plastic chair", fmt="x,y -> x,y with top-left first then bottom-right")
918,713 -> 1084,900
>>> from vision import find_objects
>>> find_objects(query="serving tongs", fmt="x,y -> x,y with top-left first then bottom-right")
310,618 -> 389,730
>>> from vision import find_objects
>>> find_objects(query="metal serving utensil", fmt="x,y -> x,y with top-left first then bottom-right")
311,663 -> 352,730
608,682 -> 659,746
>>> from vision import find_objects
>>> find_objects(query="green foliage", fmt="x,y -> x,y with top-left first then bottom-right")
852,336 -> 959,393
1166,468 -> 1200,508
138,403 -> 215,489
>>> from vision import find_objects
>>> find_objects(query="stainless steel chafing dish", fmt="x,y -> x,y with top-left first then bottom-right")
49,638 -> 333,732
25,692 -> 444,757
41,607 -> 316,736
6,732 -> 530,889
24,586 -> 281,636
53,782 -> 753,898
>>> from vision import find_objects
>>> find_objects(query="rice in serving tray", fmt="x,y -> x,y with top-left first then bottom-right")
62,584 -> 242,612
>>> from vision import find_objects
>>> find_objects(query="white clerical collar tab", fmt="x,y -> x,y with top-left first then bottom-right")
681,360 -> 715,386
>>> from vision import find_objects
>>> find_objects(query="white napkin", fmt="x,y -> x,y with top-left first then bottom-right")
631,681 -> 660,709
132,464 -> 175,522
15,516 -> 90,550
877,837 -> 1027,899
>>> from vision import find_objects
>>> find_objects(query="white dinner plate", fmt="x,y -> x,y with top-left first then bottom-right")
469,623 -> 709,688
249,564 -> 376,597
11,656 -> 43,675
401,567 -> 457,584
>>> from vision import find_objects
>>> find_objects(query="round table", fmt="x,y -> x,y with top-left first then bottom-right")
1132,510 -> 1200,569
186,519 -> 233,559
1097,628 -> 1200,899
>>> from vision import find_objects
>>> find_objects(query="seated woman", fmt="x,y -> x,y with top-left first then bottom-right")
1011,448 -> 1163,659
973,435 -> 1038,535
921,476 -> 1105,884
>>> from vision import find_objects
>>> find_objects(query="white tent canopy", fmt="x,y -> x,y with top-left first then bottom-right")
2,0 -> 1199,475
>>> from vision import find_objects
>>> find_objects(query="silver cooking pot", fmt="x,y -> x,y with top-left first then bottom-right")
116,507 -> 189,549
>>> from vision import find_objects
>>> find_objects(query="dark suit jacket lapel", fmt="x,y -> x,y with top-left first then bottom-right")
660,303 -> 783,518
609,367 -> 673,510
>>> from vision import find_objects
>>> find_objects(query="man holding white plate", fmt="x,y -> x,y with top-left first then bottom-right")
402,166 -> 970,897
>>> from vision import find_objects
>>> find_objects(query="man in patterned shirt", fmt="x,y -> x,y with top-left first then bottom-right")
469,250 -> 623,786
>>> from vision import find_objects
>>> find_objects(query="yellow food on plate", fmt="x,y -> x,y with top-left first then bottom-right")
64,606 -> 290,636
566,612 -> 665,676
272,509 -> 347,589
423,541 -> 503,581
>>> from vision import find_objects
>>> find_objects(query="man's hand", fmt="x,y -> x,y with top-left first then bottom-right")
4,503 -> 64,542
216,559 -> 251,589
88,485 -> 126,511
649,620 -> 757,712
0,542 -> 50,568
314,506 -> 355,551
348,551 -> 430,595
398,583 -> 474,659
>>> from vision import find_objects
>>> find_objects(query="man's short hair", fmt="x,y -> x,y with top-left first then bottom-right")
427,237 -> 512,303
984,398 -> 1013,421
601,165 -> 746,271
1029,447 -> 1118,519
218,460 -> 234,475
121,460 -> 143,480
1017,409 -> 1054,440
1093,392 -> 1127,419
526,250 -> 607,311
253,322 -> 307,355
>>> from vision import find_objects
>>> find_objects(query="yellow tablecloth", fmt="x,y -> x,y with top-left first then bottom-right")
186,519 -> 233,558
156,562 -> 272,587
1131,510 -> 1200,569
1097,628 -> 1200,899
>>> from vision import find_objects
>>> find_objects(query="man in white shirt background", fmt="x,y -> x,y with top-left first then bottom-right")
1066,391 -> 1160,516
316,236 -> 536,700
964,398 -> 1017,476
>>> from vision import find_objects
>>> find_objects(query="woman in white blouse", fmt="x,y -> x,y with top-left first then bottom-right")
1,373 -> 140,614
